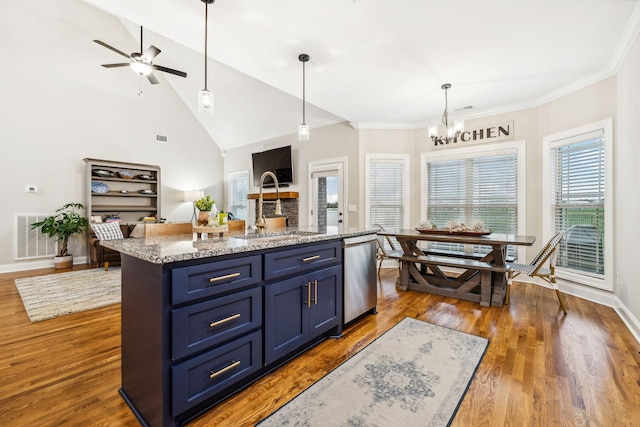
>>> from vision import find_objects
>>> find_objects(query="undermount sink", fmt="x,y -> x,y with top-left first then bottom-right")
232,231 -> 320,244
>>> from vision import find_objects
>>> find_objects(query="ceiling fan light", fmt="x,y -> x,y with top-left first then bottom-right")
198,89 -> 214,114
130,61 -> 152,76
298,124 -> 310,141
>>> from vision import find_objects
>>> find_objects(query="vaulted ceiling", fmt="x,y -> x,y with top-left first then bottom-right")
82,0 -> 640,149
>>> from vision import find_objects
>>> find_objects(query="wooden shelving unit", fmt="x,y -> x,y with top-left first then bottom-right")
84,158 -> 161,223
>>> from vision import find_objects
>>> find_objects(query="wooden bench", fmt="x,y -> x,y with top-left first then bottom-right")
387,253 -> 509,307
423,248 -> 515,263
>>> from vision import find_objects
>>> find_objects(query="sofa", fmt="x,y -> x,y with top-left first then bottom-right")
88,223 -> 137,270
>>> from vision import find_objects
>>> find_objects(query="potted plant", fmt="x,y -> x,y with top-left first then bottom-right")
194,195 -> 216,226
31,202 -> 89,269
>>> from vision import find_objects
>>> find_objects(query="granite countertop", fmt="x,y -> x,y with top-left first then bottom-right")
100,227 -> 377,264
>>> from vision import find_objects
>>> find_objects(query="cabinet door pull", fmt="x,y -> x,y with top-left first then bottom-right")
302,255 -> 320,262
305,282 -> 311,308
209,272 -> 241,283
312,280 -> 318,305
209,360 -> 240,379
209,313 -> 241,328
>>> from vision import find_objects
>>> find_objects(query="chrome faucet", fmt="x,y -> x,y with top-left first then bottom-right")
256,171 -> 282,231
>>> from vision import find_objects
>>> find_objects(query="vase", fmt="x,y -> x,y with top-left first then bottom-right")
198,211 -> 210,226
54,255 -> 73,269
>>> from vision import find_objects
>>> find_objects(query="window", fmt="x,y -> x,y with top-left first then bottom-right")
365,154 -> 410,232
543,119 -> 612,290
422,141 -> 526,259
227,170 -> 249,220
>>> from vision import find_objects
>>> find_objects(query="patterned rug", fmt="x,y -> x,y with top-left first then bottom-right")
258,317 -> 488,426
14,269 -> 121,322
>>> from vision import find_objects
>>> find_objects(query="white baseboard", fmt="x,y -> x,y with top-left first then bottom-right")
0,256 -> 88,274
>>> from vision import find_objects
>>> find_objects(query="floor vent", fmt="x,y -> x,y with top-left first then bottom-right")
15,214 -> 57,260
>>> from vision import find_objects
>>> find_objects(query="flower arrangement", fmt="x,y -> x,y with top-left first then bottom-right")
194,195 -> 215,212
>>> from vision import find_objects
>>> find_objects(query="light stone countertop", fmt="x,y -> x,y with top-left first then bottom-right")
100,227 -> 377,265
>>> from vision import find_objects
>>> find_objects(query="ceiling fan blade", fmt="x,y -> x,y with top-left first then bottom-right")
93,40 -> 131,59
146,72 -> 160,85
101,63 -> 130,68
153,65 -> 187,78
142,45 -> 161,62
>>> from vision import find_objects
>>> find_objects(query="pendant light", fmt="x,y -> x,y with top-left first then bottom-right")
298,53 -> 310,141
428,83 -> 464,144
198,0 -> 215,115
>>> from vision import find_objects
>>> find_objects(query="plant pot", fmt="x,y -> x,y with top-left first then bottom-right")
198,211 -> 210,226
54,255 -> 73,269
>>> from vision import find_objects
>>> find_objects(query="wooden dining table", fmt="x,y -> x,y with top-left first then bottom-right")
377,228 -> 536,307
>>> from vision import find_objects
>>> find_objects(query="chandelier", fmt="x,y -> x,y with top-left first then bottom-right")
429,83 -> 464,144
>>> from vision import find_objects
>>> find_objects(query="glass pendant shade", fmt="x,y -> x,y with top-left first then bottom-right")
298,124 -> 310,141
198,89 -> 214,114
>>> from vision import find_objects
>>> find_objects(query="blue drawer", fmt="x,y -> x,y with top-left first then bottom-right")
171,330 -> 262,416
264,241 -> 341,281
171,255 -> 261,304
172,287 -> 262,360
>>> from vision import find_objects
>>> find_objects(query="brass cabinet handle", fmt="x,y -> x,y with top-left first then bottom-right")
312,280 -> 318,305
305,282 -> 311,308
302,255 -> 320,262
209,313 -> 240,328
209,272 -> 241,283
209,360 -> 240,379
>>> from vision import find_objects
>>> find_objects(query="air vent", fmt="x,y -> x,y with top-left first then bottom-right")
155,133 -> 168,143
15,214 -> 57,260
455,105 -> 474,112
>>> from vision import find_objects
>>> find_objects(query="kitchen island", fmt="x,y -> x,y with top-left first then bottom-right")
101,227 -> 376,427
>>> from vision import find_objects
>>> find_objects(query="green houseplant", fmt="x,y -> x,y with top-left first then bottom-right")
31,202 -> 89,268
194,196 -> 216,225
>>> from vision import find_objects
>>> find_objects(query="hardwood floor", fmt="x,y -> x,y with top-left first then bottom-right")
1,265 -> 639,426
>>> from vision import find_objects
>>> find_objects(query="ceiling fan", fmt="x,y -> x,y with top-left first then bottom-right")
93,26 -> 187,84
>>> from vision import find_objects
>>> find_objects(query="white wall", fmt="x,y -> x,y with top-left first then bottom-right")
614,29 -> 640,324
0,1 -> 223,270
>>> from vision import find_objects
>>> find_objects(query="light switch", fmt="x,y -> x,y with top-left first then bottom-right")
348,204 -> 357,212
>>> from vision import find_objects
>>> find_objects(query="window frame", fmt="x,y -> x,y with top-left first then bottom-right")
227,170 -> 249,221
542,119 -> 613,291
421,140 -> 527,261
364,153 -> 410,230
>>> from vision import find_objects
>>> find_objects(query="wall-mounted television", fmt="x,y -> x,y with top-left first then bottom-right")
252,145 -> 293,187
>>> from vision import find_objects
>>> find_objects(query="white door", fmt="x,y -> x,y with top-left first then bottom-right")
309,159 -> 346,233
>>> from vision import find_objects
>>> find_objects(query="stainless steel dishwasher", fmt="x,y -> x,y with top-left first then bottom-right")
342,234 -> 378,324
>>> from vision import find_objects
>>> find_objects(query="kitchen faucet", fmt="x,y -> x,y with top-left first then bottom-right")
256,171 -> 282,232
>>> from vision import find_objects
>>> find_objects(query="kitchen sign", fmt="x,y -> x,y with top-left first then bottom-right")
433,120 -> 514,149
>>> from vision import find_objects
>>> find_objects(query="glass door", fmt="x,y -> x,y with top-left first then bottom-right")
309,159 -> 345,233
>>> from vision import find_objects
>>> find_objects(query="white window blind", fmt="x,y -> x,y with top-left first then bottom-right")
228,171 -> 249,220
425,152 -> 518,257
367,157 -> 407,231
550,132 -> 605,276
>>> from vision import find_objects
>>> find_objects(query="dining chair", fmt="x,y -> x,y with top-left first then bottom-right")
372,224 -> 402,278
227,219 -> 246,231
506,231 -> 567,314
264,217 -> 286,229
144,222 -> 193,238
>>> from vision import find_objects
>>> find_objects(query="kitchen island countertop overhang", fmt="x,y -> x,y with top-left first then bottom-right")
100,227 -> 377,264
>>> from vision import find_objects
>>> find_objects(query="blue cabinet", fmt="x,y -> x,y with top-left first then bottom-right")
264,264 -> 342,365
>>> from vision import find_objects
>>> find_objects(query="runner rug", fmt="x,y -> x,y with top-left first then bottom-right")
14,269 -> 121,322
258,317 -> 488,426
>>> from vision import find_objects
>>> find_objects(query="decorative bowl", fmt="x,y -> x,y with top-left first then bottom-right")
138,174 -> 155,180
139,189 -> 155,195
91,181 -> 109,194
119,189 -> 129,194
93,169 -> 114,177
118,171 -> 136,179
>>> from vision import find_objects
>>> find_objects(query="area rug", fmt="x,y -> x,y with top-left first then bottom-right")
257,317 -> 488,426
14,269 -> 121,322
